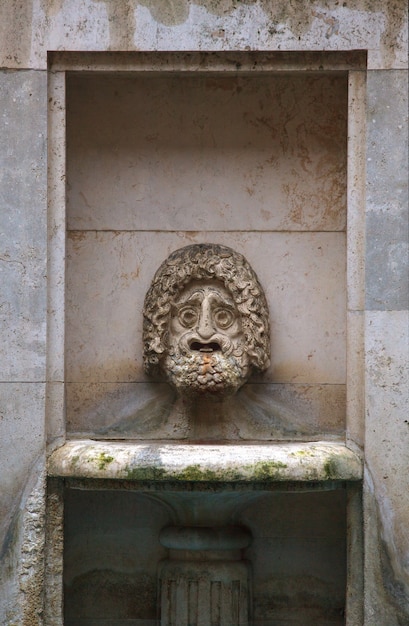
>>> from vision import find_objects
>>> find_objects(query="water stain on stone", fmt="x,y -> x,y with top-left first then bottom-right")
138,0 -> 189,25
366,483 -> 409,622
92,0 -> 136,49
369,0 -> 408,66
132,0 -> 316,31
65,569 -> 156,619
104,0 -> 407,70
67,230 -> 89,242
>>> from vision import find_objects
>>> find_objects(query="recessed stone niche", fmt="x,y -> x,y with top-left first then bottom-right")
49,52 -> 362,625
65,68 -> 347,440
64,488 -> 347,625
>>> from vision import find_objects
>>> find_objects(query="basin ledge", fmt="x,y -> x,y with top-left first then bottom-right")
47,441 -> 362,483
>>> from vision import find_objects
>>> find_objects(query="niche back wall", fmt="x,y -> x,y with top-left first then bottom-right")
65,71 -> 347,439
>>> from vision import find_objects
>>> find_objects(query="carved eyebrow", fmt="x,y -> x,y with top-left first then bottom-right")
207,293 -> 235,308
175,288 -> 236,309
176,291 -> 204,306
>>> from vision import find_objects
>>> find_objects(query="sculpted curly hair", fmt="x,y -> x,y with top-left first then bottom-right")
143,243 -> 270,377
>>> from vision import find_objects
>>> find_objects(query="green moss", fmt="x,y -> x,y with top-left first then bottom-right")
290,449 -> 316,457
70,454 -> 80,469
323,457 -> 339,480
176,464 -> 243,481
124,465 -> 168,480
249,460 -> 288,480
124,463 -> 243,482
121,460 -> 292,483
176,464 -> 219,481
174,461 -> 289,482
91,452 -> 114,471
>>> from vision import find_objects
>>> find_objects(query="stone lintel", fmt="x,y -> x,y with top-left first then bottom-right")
49,50 -> 367,73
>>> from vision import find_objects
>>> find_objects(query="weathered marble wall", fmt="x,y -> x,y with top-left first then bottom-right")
0,70 -> 48,625
0,1 -> 407,70
363,69 -> 409,623
0,1 -> 407,624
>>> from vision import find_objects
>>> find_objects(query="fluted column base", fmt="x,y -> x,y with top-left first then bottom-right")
158,559 -> 250,626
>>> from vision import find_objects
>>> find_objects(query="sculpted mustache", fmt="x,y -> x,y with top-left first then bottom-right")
178,332 -> 233,355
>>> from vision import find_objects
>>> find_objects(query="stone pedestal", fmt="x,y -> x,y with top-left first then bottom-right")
159,560 -> 250,625
158,526 -> 252,625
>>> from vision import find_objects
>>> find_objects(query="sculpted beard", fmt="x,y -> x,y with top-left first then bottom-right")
163,332 -> 250,399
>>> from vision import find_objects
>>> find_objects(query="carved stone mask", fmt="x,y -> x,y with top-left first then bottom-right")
143,244 -> 270,399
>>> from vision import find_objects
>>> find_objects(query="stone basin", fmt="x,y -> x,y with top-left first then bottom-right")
55,440 -> 362,623
48,440 -> 362,485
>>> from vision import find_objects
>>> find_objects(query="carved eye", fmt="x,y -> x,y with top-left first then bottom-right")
214,308 -> 235,329
178,306 -> 198,328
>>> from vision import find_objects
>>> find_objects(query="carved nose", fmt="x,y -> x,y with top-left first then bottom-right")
197,301 -> 215,340
197,316 -> 215,340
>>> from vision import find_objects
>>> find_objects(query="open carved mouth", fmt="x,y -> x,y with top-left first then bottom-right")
190,341 -> 222,353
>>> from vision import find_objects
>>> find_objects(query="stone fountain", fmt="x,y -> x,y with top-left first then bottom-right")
49,243 -> 361,624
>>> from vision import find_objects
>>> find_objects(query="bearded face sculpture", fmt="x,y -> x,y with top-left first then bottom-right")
143,244 -> 270,399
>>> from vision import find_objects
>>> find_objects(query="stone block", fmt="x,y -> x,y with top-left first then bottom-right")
66,72 -> 347,232
66,381 -> 176,435
66,231 -> 346,386
347,71 -> 366,312
0,458 -> 46,626
46,381 -> 65,445
47,69 -> 67,385
366,71 -> 408,311
363,477 -> 409,624
0,382 -> 45,555
0,70 -> 47,381
346,310 -> 365,447
65,381 -> 345,440
366,71 -> 408,213
366,211 -> 409,311
365,310 -> 409,612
